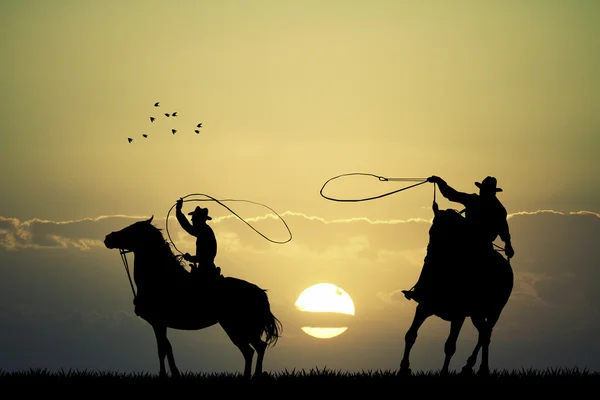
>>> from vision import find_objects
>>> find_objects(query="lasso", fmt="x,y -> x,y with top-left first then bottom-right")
319,172 -> 436,202
165,193 -> 292,256
320,172 -> 505,252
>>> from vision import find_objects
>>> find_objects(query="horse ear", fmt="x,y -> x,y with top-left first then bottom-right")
147,215 -> 154,224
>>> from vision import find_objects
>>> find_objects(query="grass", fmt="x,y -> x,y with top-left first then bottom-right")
1,366 -> 597,387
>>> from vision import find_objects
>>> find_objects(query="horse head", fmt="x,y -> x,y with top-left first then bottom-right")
104,215 -> 155,251
428,207 -> 467,254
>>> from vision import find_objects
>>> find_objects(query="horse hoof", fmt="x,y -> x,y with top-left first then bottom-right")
476,368 -> 490,377
397,368 -> 412,378
253,371 -> 270,381
460,366 -> 473,376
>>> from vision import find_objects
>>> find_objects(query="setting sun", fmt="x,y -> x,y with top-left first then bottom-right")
295,283 -> 355,339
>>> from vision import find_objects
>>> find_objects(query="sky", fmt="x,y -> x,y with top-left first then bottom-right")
1,0 -> 599,375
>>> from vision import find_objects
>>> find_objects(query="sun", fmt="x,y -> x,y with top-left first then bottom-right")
295,283 -> 355,339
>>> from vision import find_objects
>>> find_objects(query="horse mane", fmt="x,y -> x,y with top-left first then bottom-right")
140,222 -> 187,271
428,208 -> 469,256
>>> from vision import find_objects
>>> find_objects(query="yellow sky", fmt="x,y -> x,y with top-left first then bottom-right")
1,0 -> 598,223
1,0 -> 600,374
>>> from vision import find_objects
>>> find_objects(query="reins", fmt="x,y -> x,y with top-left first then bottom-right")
119,249 -> 137,299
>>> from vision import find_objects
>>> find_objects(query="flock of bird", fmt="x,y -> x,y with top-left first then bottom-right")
127,102 -> 203,143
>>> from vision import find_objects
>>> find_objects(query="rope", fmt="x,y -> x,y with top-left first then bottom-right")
120,249 -> 137,299
319,172 -> 506,254
319,172 -> 429,202
165,193 -> 293,256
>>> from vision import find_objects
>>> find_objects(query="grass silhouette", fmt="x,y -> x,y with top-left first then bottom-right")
1,367 -> 597,386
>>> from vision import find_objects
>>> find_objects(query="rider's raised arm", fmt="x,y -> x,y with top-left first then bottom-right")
176,208 -> 196,237
437,179 -> 475,208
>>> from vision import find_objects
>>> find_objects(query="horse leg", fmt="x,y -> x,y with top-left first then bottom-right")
461,316 -> 486,376
152,324 -> 180,378
462,342 -> 481,376
441,316 -> 465,376
164,332 -> 180,378
152,324 -> 168,378
251,337 -> 268,377
478,330 -> 491,376
477,312 -> 501,376
399,304 -> 432,377
222,323 -> 255,379
235,340 -> 255,379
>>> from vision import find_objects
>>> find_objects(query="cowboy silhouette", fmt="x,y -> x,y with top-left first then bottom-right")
403,175 -> 514,303
175,198 -> 221,281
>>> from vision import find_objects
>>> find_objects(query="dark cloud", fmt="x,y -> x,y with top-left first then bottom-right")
0,210 -> 598,373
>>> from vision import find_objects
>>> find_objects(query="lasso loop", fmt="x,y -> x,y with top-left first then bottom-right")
320,172 -> 505,253
165,193 -> 292,256
319,172 -> 429,202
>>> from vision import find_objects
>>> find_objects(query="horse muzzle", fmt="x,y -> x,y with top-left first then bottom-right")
104,233 -> 118,249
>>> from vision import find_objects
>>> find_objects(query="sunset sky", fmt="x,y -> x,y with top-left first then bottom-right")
1,1 -> 599,374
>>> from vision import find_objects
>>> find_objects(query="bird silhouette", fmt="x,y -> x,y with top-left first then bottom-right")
128,138 -> 133,143
165,113 -> 170,117
172,112 -> 178,117
142,134 -> 148,138
194,130 -> 200,134
150,117 -> 155,122
154,102 -> 160,107
172,129 -> 177,134
197,123 -> 202,128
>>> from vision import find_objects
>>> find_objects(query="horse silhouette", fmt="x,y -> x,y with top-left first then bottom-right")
399,202 -> 513,376
104,216 -> 282,379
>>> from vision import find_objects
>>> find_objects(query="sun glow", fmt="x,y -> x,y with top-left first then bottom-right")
295,283 -> 355,339
295,283 -> 355,315
301,327 -> 348,339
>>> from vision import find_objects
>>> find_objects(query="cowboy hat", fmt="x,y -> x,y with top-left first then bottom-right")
475,176 -> 503,192
188,206 -> 212,220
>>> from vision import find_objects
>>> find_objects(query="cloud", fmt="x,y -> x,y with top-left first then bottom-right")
11,208 -> 594,252
0,215 -> 151,251
258,210 -> 432,225
0,209 -> 599,373
508,209 -> 600,219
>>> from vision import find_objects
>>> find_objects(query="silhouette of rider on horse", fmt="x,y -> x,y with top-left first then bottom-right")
403,175 -> 515,304
175,198 -> 222,283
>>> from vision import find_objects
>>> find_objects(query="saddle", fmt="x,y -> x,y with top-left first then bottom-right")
133,265 -> 225,318
189,263 -> 224,285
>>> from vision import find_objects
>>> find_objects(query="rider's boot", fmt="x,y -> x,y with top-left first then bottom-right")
402,285 -> 423,302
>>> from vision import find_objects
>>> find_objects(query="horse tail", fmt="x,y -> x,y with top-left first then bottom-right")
222,277 -> 283,347
258,288 -> 283,347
